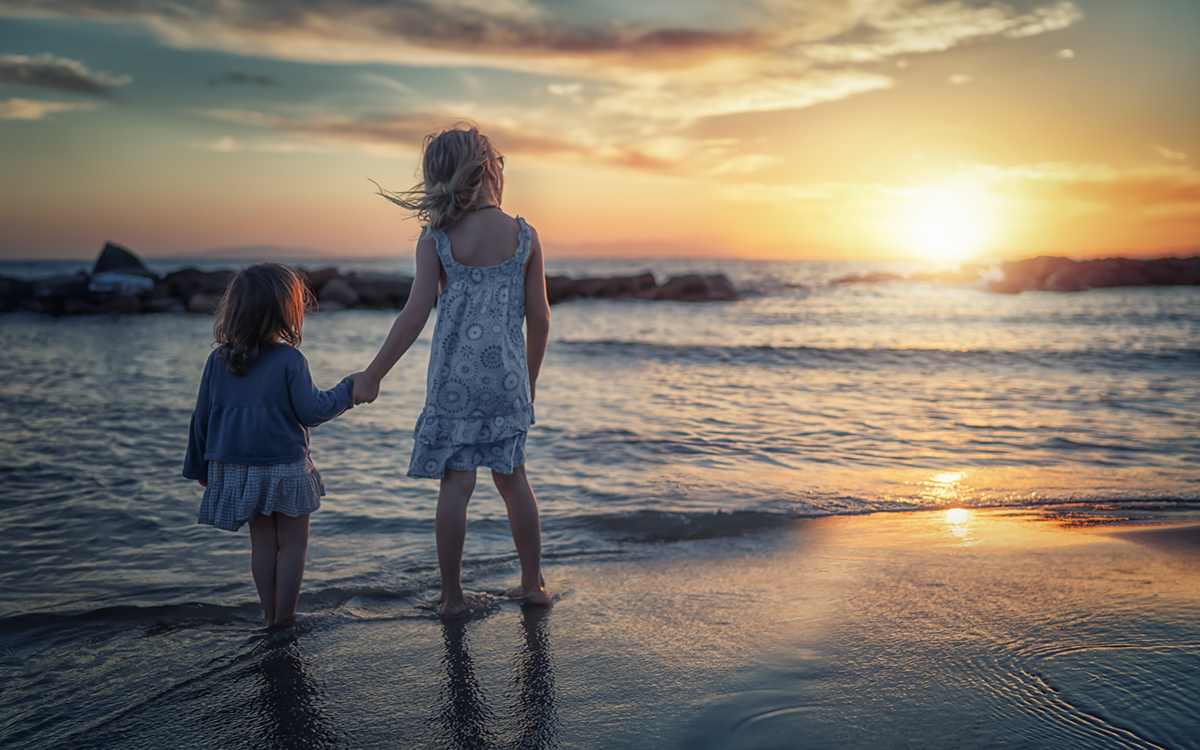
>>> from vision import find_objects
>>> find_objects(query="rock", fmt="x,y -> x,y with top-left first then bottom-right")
318,277 -> 360,308
1144,257 -> 1200,285
88,271 -> 156,296
647,275 -> 707,301
1180,257 -> 1200,285
1078,258 -> 1147,288
546,272 -> 736,304
988,255 -> 1200,293
0,277 -> 30,312
1043,266 -> 1086,292
545,273 -> 657,304
164,269 -> 234,299
92,241 -> 156,278
141,280 -> 175,301
700,274 -> 739,301
646,274 -> 739,302
343,273 -> 413,308
316,300 -> 347,312
544,275 -> 574,305
302,267 -> 340,294
32,273 -> 89,300
187,293 -> 221,314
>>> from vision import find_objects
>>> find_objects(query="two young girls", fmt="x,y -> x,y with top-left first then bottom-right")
185,125 -> 550,624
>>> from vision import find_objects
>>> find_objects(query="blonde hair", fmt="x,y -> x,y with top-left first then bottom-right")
213,262 -> 313,376
375,123 -> 504,231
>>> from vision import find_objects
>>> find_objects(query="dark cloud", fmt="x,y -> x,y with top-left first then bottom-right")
208,71 -> 278,86
0,0 -> 769,67
0,53 -> 129,95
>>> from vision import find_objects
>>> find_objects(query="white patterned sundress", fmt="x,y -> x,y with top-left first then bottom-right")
408,216 -> 535,478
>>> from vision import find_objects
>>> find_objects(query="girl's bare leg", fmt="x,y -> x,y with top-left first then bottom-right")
492,466 -> 550,604
248,512 -> 310,627
437,468 -> 477,616
271,513 -> 310,627
249,512 -> 279,626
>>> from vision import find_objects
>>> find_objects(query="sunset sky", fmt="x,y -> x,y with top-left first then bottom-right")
1,0 -> 1197,262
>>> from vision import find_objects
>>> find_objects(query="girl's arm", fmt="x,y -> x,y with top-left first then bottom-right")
523,226 -> 550,403
287,354 -> 355,426
183,355 -> 213,482
352,235 -> 441,403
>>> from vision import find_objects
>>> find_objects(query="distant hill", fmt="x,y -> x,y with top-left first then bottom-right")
200,244 -> 330,261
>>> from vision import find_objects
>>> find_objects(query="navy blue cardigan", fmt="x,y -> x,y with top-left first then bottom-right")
183,345 -> 353,479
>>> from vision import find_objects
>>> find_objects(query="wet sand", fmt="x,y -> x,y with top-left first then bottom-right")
7,508 -> 1199,750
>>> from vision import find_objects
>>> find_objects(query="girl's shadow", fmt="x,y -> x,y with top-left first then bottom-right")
438,606 -> 561,750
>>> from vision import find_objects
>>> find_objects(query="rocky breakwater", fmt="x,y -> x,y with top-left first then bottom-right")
0,242 -> 414,316
0,242 -> 232,315
545,272 -> 738,304
987,255 -> 1200,293
0,242 -> 738,315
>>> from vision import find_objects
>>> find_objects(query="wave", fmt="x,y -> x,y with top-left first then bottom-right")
555,339 -> 1200,372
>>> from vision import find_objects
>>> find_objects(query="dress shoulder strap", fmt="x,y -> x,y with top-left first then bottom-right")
512,217 -> 532,266
425,227 -> 457,269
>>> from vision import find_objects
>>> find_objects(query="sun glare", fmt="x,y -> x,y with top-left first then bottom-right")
905,190 -> 990,263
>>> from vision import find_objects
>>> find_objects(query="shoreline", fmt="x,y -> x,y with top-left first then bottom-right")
3,508 -> 1198,749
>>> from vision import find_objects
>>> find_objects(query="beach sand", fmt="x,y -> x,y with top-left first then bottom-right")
10,508 -> 1199,750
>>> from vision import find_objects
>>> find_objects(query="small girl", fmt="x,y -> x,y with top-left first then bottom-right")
183,262 -> 356,628
353,124 -> 552,617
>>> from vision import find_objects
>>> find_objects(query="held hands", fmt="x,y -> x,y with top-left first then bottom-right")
349,372 -> 380,405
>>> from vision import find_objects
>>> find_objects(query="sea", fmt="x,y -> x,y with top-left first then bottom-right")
1,255 -> 1198,748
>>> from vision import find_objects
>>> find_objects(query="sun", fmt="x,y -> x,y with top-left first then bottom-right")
904,189 -> 991,263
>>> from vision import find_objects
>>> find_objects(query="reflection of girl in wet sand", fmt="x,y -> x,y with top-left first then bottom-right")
437,610 -> 560,749
353,125 -> 551,617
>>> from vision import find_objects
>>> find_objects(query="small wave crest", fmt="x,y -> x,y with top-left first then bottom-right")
556,340 -> 1200,372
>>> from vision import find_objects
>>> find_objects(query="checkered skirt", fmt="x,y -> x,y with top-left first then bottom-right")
198,460 -> 324,532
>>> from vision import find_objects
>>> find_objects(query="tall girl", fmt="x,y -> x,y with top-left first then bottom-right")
184,262 -> 356,628
353,125 -> 552,617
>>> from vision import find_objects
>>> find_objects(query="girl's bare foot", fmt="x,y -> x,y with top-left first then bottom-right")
439,593 -> 494,618
505,579 -> 551,605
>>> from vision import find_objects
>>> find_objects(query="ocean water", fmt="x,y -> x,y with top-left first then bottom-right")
1,257 -> 1198,748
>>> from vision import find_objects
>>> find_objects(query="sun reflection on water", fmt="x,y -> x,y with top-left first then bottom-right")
919,471 -> 967,505
945,507 -> 974,545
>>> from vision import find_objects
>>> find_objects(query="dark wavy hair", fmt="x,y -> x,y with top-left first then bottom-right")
212,262 -> 312,376
373,122 -> 504,230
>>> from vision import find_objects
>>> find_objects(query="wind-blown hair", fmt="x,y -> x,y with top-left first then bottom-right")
374,123 -> 504,231
212,262 -> 312,376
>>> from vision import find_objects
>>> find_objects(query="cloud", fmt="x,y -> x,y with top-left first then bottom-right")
547,82 -> 582,97
0,96 -> 98,119
1155,146 -> 1187,162
363,73 -> 417,95
197,106 -> 749,173
802,1 -> 1083,63
192,134 -> 330,153
0,2 -> 1083,79
976,162 -> 1200,219
14,1 -> 1081,176
208,71 -> 277,86
0,53 -> 130,95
